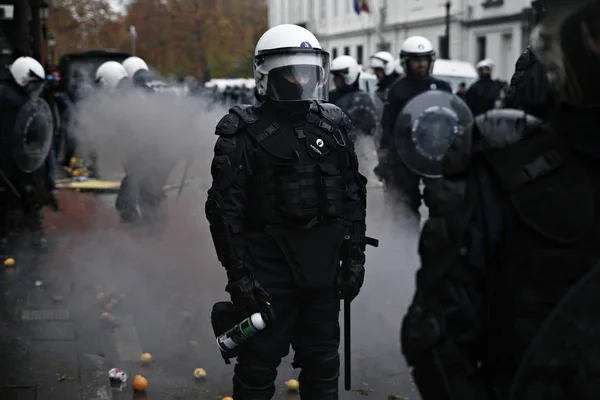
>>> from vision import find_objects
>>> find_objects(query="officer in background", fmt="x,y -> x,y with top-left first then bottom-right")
464,59 -> 507,117
115,60 -> 178,232
377,36 -> 452,219
401,1 -> 600,399
206,24 -> 374,399
329,55 -> 378,137
0,57 -> 52,250
369,51 -> 401,105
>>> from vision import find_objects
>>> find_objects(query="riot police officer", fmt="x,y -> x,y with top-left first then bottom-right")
115,62 -> 177,231
329,55 -> 377,137
377,36 -> 452,218
464,59 -> 507,117
0,57 -> 53,250
206,24 -> 375,400
401,1 -> 600,399
122,56 -> 149,80
369,51 -> 401,104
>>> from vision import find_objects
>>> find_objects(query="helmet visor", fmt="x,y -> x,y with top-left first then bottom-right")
255,50 -> 330,102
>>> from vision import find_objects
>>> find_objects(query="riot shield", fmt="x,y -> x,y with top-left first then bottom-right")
508,261 -> 600,400
394,90 -> 473,178
12,98 -> 53,173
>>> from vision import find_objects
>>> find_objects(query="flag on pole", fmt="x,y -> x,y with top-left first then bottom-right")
353,0 -> 370,15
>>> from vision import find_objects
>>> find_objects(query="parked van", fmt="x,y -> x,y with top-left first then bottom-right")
432,59 -> 478,92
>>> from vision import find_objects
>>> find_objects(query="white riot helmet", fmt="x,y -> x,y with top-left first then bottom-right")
394,58 -> 405,75
254,24 -> 329,102
400,36 -> 436,77
369,52 -> 396,77
476,58 -> 495,75
95,61 -> 128,92
330,55 -> 360,86
10,57 -> 45,97
122,56 -> 149,78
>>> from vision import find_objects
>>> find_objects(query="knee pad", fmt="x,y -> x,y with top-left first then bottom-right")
296,352 -> 339,398
233,360 -> 279,399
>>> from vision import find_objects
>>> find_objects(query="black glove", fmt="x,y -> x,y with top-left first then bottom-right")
225,267 -> 271,316
336,250 -> 365,302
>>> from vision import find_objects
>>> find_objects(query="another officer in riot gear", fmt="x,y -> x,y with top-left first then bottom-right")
122,56 -> 149,80
369,51 -> 400,104
329,55 -> 378,136
206,24 -> 374,400
464,58 -> 507,116
401,1 -> 600,399
0,57 -> 53,250
115,65 -> 177,231
377,36 -> 452,218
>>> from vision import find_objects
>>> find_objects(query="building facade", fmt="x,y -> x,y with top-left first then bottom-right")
268,0 -> 535,80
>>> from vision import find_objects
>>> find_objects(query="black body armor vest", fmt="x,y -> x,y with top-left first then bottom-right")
242,102 -> 352,230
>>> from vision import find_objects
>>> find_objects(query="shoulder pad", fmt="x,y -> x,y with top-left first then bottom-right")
476,109 -> 542,149
309,101 -> 354,131
215,112 -> 241,136
230,104 -> 259,124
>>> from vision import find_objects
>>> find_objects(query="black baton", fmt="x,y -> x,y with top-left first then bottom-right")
344,298 -> 351,391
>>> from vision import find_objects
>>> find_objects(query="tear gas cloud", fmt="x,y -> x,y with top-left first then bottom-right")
59,87 -> 420,396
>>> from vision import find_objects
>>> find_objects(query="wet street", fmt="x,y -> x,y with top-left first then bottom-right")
0,176 -> 422,400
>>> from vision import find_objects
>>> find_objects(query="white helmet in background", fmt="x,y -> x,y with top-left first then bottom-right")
400,36 -> 436,76
330,55 -> 360,86
476,58 -> 495,72
95,61 -> 128,91
369,52 -> 396,76
254,24 -> 329,102
122,56 -> 149,78
10,57 -> 45,96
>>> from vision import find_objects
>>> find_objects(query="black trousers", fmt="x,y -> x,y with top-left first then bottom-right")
233,233 -> 341,400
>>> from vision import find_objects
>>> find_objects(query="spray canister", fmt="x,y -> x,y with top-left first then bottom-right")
217,312 -> 267,352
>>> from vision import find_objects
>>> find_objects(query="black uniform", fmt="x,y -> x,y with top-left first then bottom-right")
400,102 -> 600,398
374,72 -> 400,104
504,46 -> 554,119
115,71 -> 177,229
377,76 -> 452,216
464,75 -> 507,117
329,83 -> 377,137
0,81 -> 49,247
206,100 -> 369,400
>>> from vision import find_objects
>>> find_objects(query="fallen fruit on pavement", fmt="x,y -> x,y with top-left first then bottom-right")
96,292 -> 106,301
193,368 -> 206,379
53,295 -> 63,303
3,258 -> 15,267
101,312 -> 110,318
133,375 -> 148,392
222,397 -> 233,400
140,353 -> 152,364
188,340 -> 197,347
286,379 -> 300,391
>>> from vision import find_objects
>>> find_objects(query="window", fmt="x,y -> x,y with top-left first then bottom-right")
332,47 -> 338,59
344,46 -> 350,56
356,45 -> 363,65
476,36 -> 487,62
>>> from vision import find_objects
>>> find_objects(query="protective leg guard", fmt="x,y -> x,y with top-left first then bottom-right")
298,352 -> 340,400
233,360 -> 279,400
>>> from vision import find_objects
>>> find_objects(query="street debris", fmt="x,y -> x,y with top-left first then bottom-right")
133,375 -> 148,392
3,257 -> 15,267
193,368 -> 206,379
140,353 -> 152,364
108,367 -> 128,383
286,379 -> 299,391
